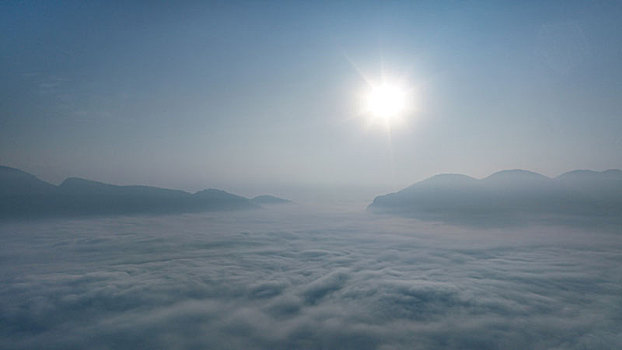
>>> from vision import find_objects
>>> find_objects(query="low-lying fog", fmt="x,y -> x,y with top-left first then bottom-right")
1,204 -> 621,349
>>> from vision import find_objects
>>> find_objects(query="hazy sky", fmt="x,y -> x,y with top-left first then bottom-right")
2,1 -> 622,194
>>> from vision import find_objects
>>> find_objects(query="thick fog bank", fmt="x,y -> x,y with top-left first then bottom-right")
1,205 -> 621,349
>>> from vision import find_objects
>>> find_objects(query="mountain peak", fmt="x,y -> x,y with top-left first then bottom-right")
406,173 -> 477,190
485,169 -> 549,180
251,195 -> 291,205
1,165 -> 259,220
425,173 -> 477,182
558,169 -> 622,180
483,170 -> 552,188
60,177 -> 108,187
0,165 -> 57,195
369,168 -> 622,225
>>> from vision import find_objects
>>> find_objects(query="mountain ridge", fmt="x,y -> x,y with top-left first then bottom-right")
0,165 -> 288,220
370,169 -> 622,226
251,195 -> 292,205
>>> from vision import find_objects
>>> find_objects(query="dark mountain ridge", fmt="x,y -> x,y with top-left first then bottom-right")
59,177 -> 191,197
369,169 -> 622,226
0,166 -> 282,220
251,195 -> 292,205
0,165 -> 58,196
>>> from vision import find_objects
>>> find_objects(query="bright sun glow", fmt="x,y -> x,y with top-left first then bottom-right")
366,83 -> 408,120
360,78 -> 414,129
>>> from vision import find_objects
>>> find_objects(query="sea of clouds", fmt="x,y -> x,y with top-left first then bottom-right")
1,204 -> 621,349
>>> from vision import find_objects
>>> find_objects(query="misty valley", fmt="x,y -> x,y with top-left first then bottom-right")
3,165 -> 622,226
1,165 -> 622,349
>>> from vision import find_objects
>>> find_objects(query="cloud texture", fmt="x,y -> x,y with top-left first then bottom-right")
1,206 -> 621,349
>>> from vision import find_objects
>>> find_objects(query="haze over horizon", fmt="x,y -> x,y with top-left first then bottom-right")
2,1 -> 622,193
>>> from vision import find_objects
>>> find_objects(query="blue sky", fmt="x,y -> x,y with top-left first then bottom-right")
2,1 -> 621,194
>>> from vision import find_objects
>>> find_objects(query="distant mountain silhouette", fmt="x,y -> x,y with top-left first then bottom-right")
369,169 -> 622,226
0,166 -> 262,220
557,169 -> 622,199
193,189 -> 262,211
59,177 -> 190,197
0,166 -> 57,195
251,195 -> 291,205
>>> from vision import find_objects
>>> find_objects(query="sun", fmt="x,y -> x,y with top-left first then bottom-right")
366,83 -> 408,120
360,78 -> 413,129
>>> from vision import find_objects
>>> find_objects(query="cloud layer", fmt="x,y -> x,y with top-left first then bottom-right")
1,206 -> 621,349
